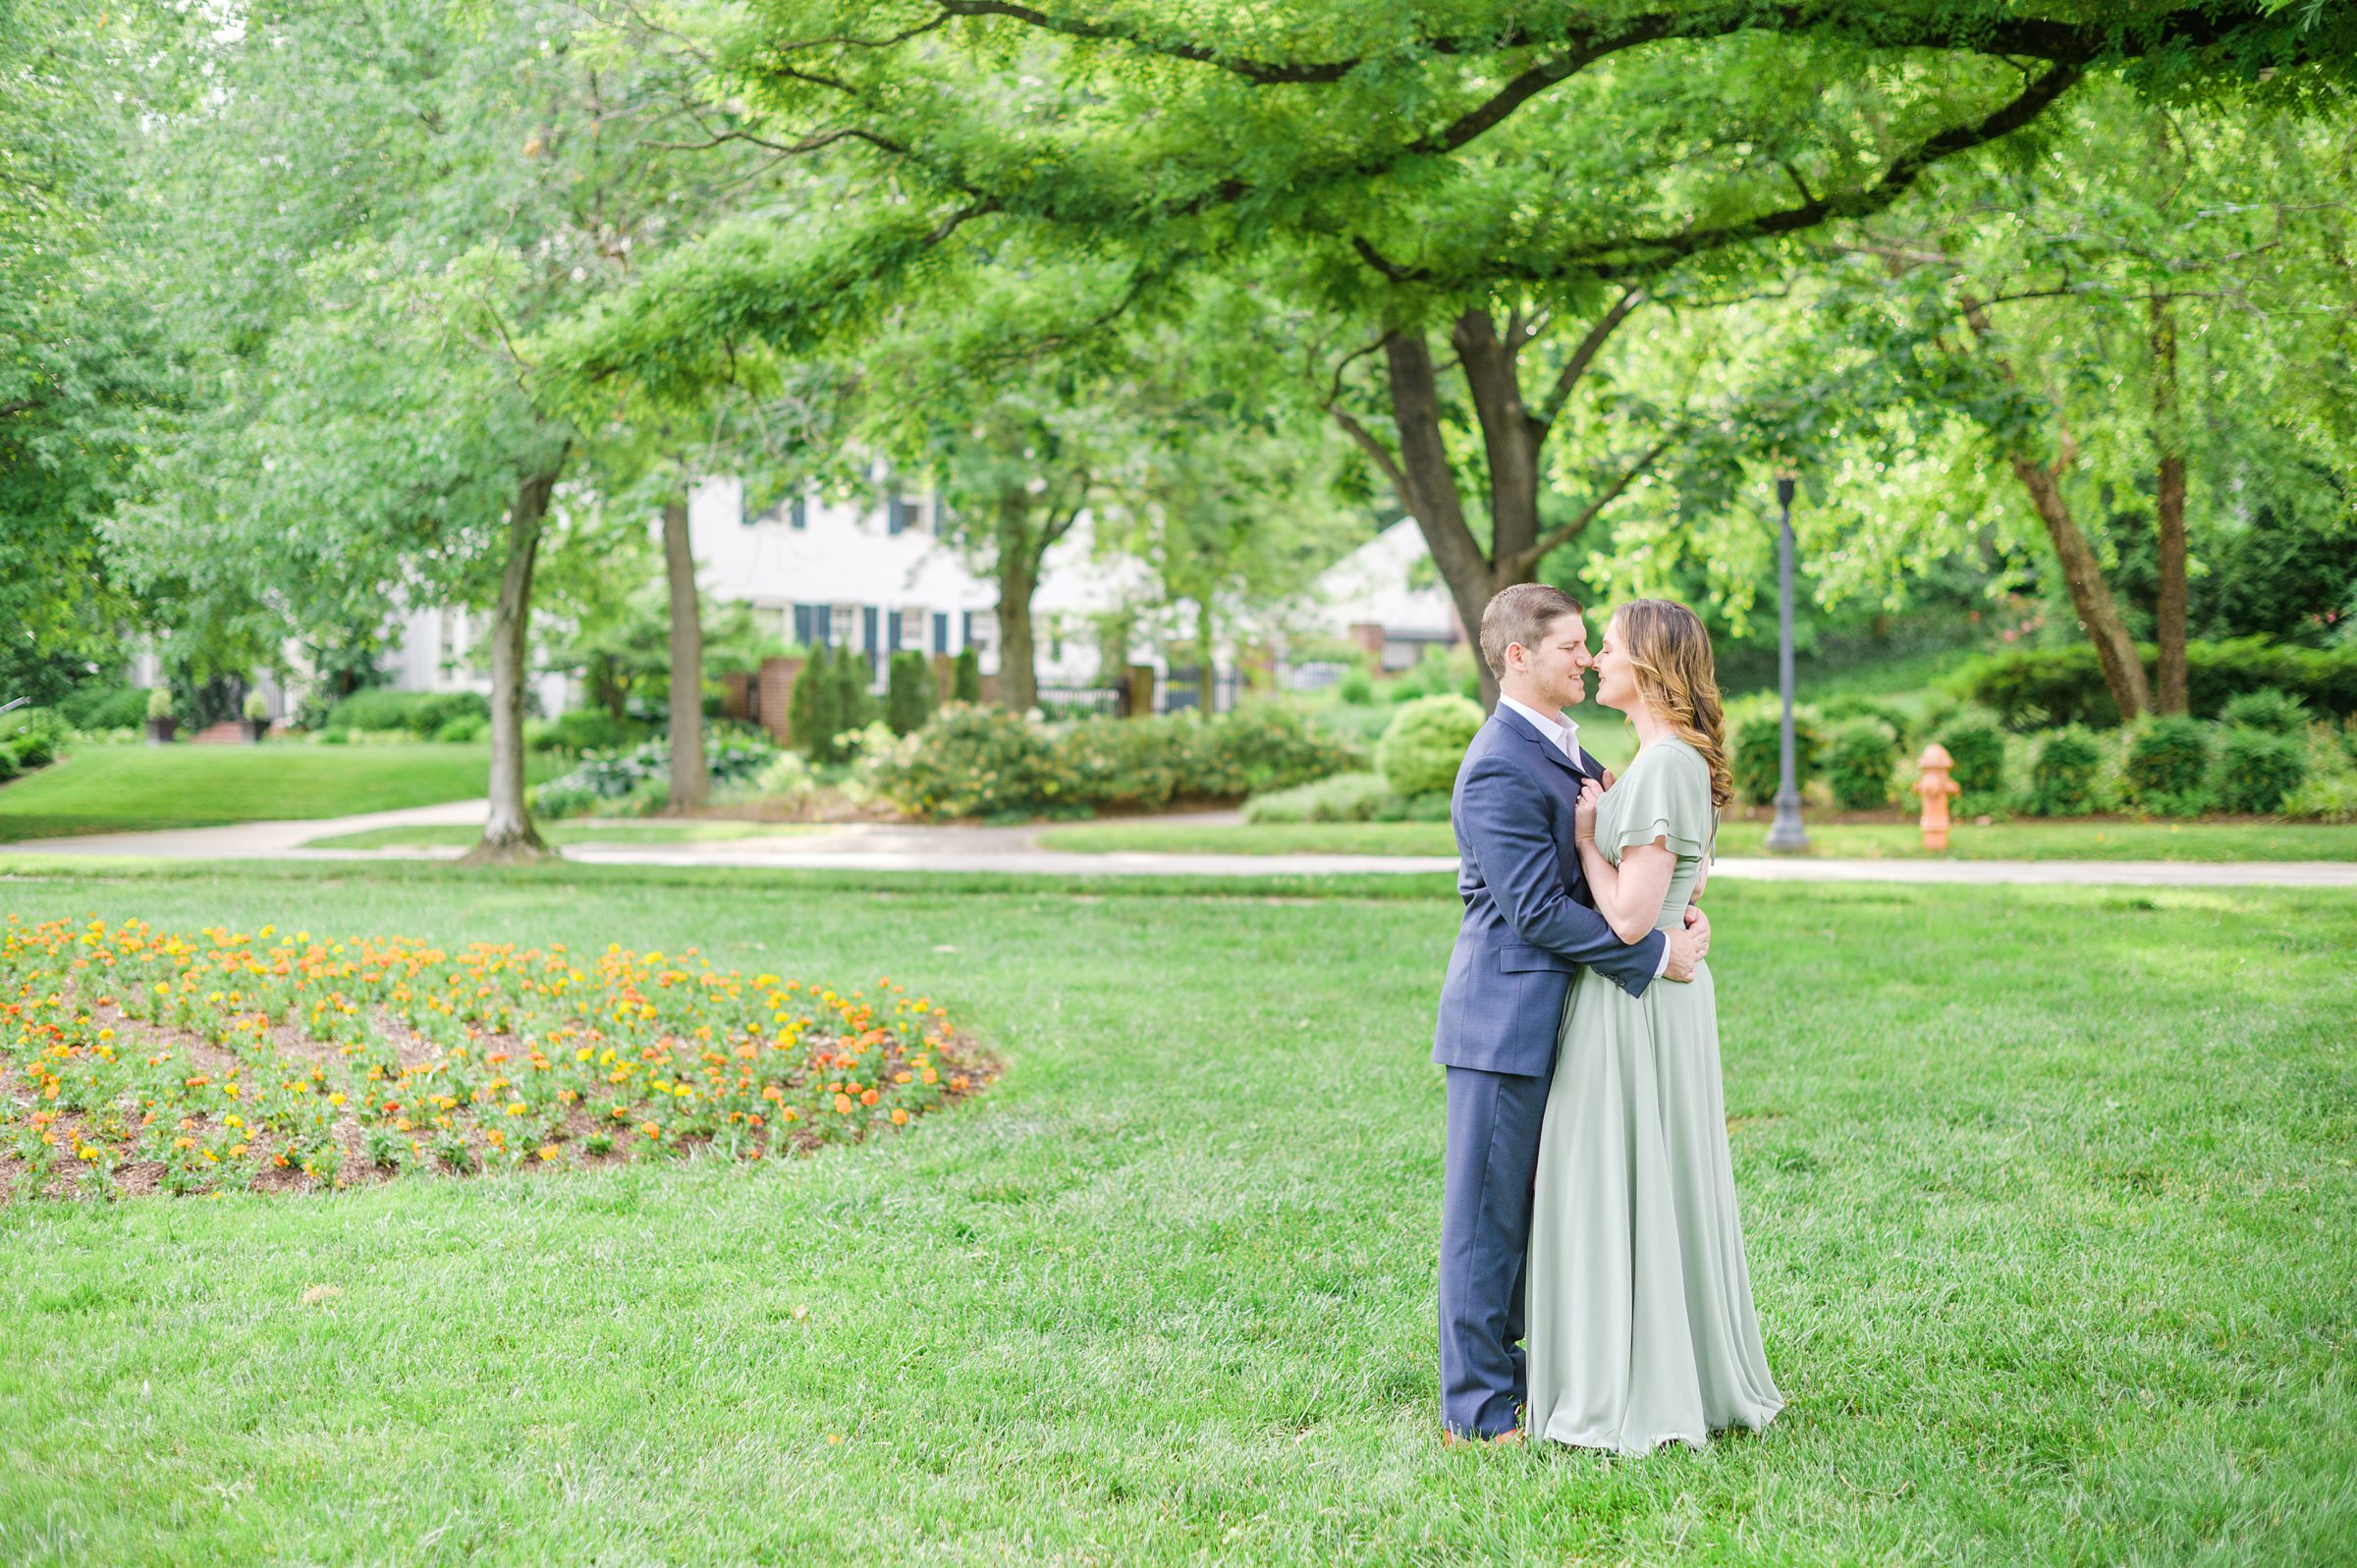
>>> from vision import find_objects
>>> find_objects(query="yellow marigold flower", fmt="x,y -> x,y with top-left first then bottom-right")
536,1145 -> 560,1162
890,1108 -> 908,1126
505,1102 -> 527,1116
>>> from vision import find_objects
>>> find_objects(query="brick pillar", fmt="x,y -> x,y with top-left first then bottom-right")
1347,622 -> 1386,660
720,672 -> 753,722
756,655 -> 803,745
1124,664 -> 1156,719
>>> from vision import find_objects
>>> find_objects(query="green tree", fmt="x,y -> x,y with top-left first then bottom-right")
886,650 -> 938,736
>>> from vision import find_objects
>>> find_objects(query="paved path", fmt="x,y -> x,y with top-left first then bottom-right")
5,800 -> 2352,888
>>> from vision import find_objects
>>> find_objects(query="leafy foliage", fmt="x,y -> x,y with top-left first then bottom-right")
2219,688 -> 2312,735
2215,729 -> 2308,815
2123,717 -> 2216,812
1375,697 -> 1485,800
2022,729 -> 2107,818
1730,704 -> 1824,808
1825,720 -> 1899,811
1956,639 -> 2357,729
886,651 -> 938,737
1935,717 -> 2010,801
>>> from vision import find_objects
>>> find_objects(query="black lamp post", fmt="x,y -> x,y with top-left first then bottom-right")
1765,473 -> 1810,853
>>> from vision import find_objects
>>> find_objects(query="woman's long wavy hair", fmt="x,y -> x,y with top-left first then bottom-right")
1613,598 -> 1733,811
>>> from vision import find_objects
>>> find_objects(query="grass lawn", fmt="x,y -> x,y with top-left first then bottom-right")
301,819 -> 828,850
0,744 -> 558,842
1037,817 -> 2357,861
0,860 -> 2349,1563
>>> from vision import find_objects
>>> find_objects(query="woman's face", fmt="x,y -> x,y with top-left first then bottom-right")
1592,613 -> 1641,715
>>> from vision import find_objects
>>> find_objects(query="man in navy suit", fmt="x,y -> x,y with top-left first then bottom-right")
1435,583 -> 1709,1442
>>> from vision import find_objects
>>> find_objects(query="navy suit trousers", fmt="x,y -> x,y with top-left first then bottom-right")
1438,1062 -> 1553,1438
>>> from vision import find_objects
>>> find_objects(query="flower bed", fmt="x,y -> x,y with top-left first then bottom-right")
0,916 -> 996,1200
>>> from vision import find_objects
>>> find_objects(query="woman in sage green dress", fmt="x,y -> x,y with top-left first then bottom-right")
1523,599 -> 1783,1454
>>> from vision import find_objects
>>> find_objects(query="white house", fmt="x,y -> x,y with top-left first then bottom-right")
1304,516 -> 1465,671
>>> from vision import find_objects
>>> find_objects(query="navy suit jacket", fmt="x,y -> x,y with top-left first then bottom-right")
1432,705 -> 1667,1076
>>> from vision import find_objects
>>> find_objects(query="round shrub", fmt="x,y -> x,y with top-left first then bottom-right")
0,744 -> 18,783
1935,716 -> 2007,799
868,703 -> 1059,821
2219,687 -> 2310,735
2215,728 -> 2307,815
1730,707 -> 1823,807
1818,694 -> 1914,749
1376,695 -> 1484,799
2023,727 -> 2105,817
144,687 -> 175,722
2122,716 -> 2214,813
9,732 -> 55,771
433,714 -> 487,743
1824,719 -> 1898,810
1336,670 -> 1375,706
1244,771 -> 1395,825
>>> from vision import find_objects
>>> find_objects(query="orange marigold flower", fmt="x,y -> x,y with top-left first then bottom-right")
832,1094 -> 853,1114
859,1089 -> 879,1108
889,1108 -> 908,1126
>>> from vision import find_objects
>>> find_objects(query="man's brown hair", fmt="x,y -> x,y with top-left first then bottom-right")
1478,583 -> 1584,678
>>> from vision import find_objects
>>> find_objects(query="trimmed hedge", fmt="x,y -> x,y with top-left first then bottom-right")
1730,706 -> 1823,807
871,703 -> 1365,823
1825,719 -> 1898,810
2123,716 -> 2214,814
1954,636 -> 2357,729
2216,728 -> 2307,815
1935,716 -> 2008,800
323,688 -> 490,735
2022,728 -> 2105,817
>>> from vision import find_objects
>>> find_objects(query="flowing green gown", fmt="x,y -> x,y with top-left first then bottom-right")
1524,735 -> 1783,1454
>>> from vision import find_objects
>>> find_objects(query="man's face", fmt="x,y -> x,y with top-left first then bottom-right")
1514,613 -> 1591,711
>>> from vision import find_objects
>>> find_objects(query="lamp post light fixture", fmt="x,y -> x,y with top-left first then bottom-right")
1765,472 -> 1811,854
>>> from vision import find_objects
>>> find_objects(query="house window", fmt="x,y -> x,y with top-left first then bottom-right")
830,604 -> 859,650
886,496 -> 916,535
794,604 -> 832,648
897,608 -> 927,652
932,613 -> 950,655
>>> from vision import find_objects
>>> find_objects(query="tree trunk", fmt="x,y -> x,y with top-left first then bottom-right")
2007,454 -> 2153,723
1385,330 -> 1506,709
994,496 -> 1041,714
465,469 -> 561,864
661,495 -> 708,811
2150,293 -> 2189,715
1452,308 -> 1543,578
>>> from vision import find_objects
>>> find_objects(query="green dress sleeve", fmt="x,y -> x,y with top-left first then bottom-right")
1606,741 -> 1714,862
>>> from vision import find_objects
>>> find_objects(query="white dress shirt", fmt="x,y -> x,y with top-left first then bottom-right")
1496,693 -> 1673,979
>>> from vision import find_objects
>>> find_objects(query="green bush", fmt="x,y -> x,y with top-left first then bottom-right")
867,703 -> 1061,821
1729,705 -> 1823,807
1954,636 -> 2357,729
785,650 -> 839,761
1187,704 -> 1364,798
833,647 -> 879,739
951,647 -> 983,704
2218,687 -> 2310,735
8,731 -> 55,771
145,687 -> 175,723
432,714 -> 487,743
2122,716 -> 2214,812
1335,670 -> 1375,705
2214,728 -> 2307,815
2022,727 -> 2106,817
0,744 -> 18,784
1825,719 -> 1899,811
530,709 -> 647,755
1245,771 -> 1395,824
1058,717 -> 1186,811
1818,694 -> 1914,750
57,684 -> 148,730
324,688 -> 489,734
1935,715 -> 2008,800
1375,695 -> 1484,798
531,733 -> 777,819
886,650 -> 938,736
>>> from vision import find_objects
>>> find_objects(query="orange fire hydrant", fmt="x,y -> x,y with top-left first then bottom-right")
1914,743 -> 1961,850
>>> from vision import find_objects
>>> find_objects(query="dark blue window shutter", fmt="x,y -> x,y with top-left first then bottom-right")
888,612 -> 904,652
961,611 -> 976,648
933,613 -> 950,654
863,607 -> 879,654
793,605 -> 811,646
790,498 -> 807,530
887,497 -> 912,535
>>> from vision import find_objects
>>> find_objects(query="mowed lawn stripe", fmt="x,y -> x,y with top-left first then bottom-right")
0,745 -> 557,841
0,870 -> 2349,1565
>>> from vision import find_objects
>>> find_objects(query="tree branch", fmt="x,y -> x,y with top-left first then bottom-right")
1535,288 -> 1644,430
1330,406 -> 1410,502
1504,436 -> 1675,578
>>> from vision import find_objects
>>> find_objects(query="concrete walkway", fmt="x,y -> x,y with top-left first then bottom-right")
4,799 -> 2353,888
